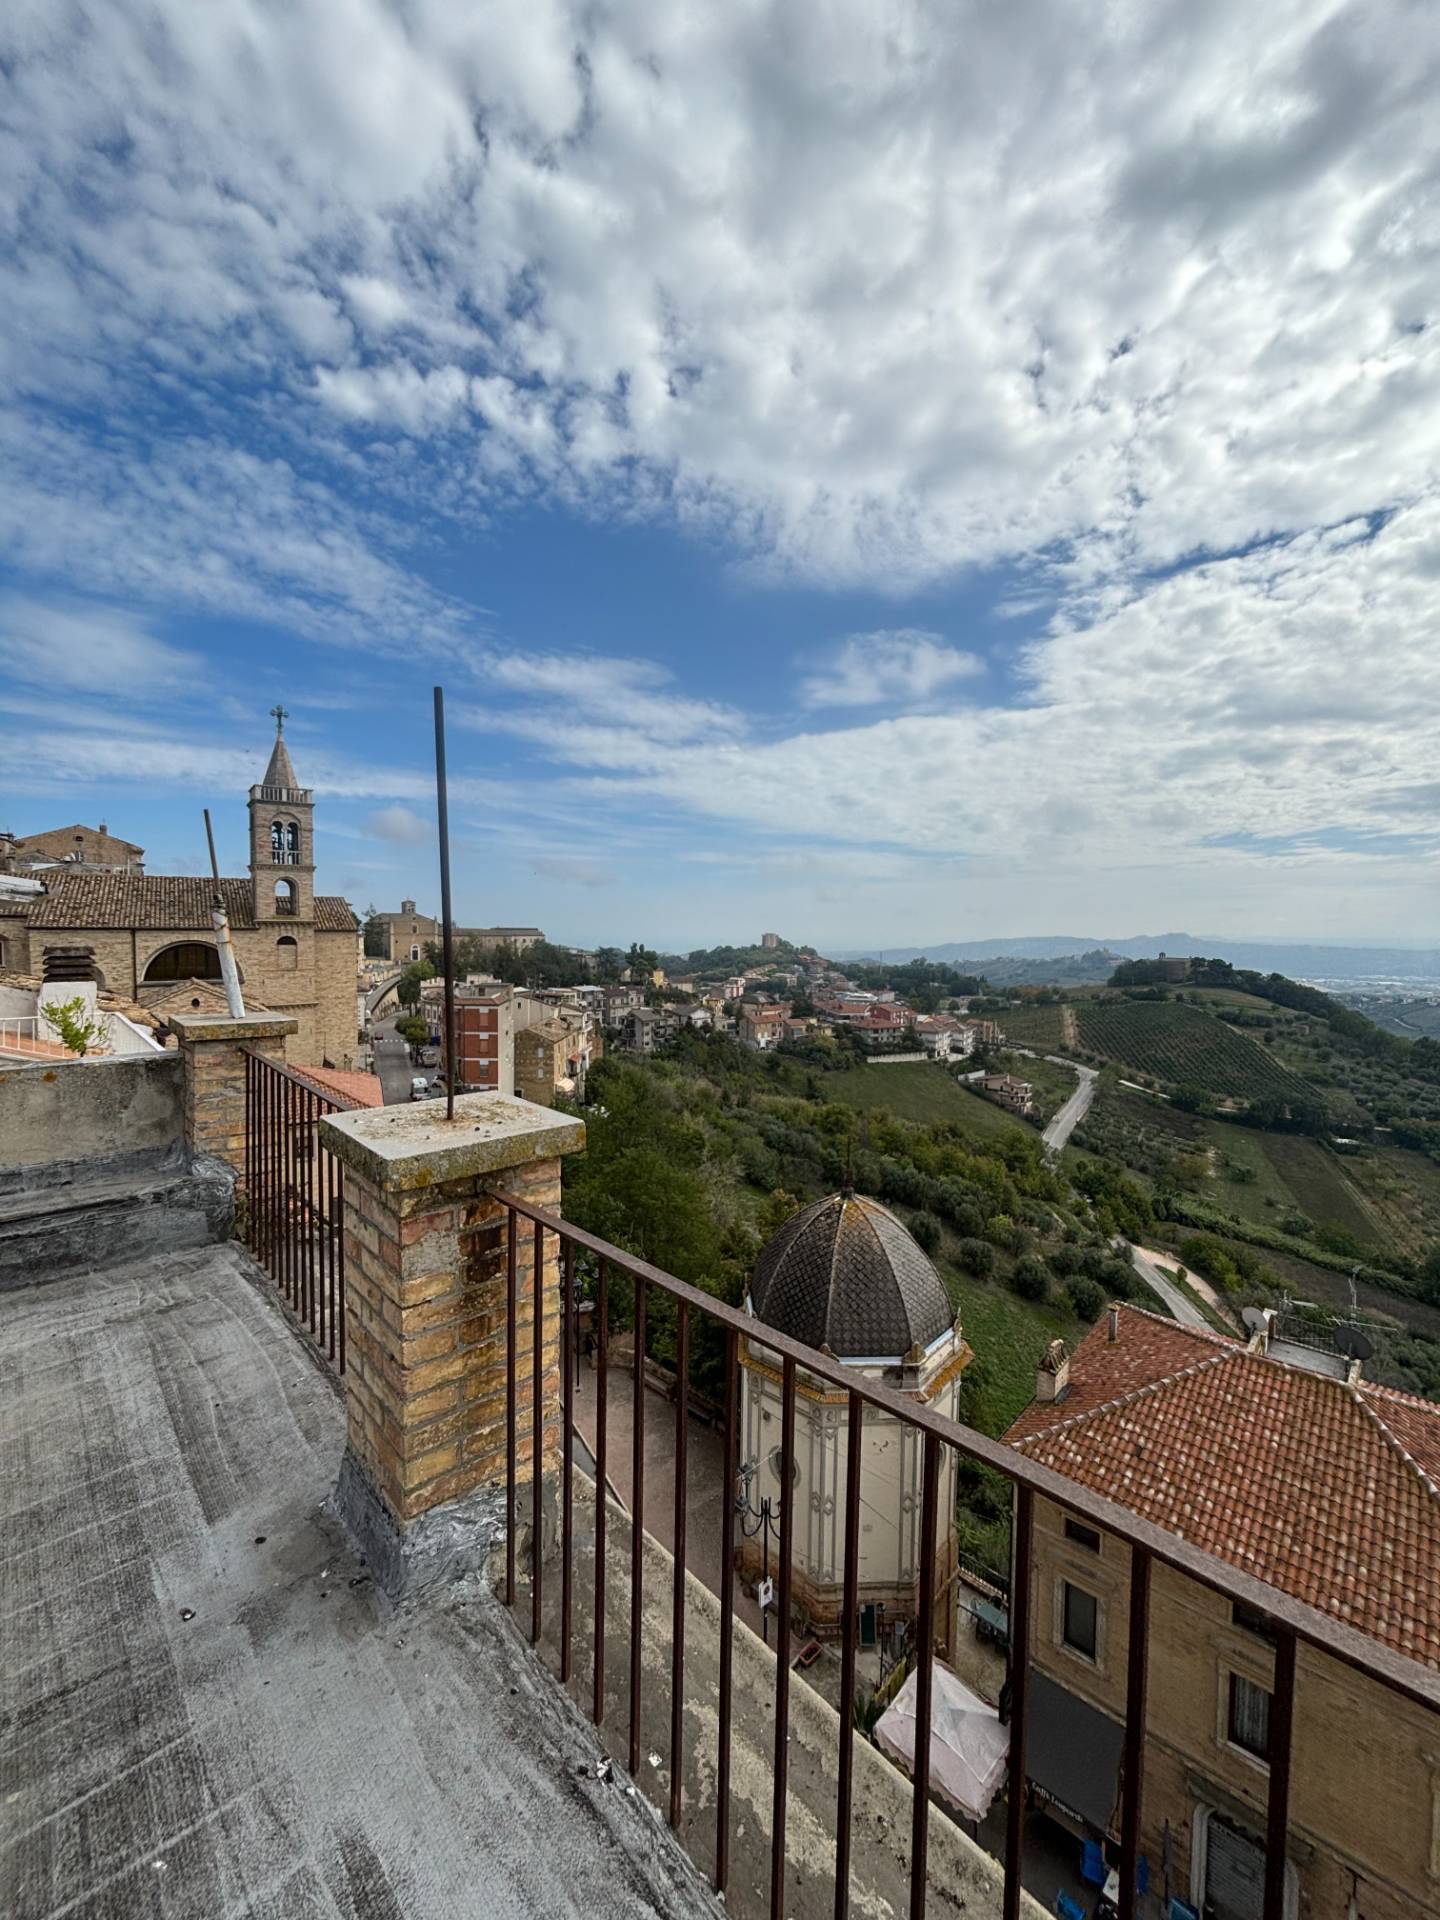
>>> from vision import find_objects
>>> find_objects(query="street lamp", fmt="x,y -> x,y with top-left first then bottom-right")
736,1459 -> 784,1646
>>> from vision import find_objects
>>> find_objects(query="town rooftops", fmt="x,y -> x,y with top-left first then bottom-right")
1005,1304 -> 1440,1670
24,873 -> 358,932
291,1065 -> 385,1109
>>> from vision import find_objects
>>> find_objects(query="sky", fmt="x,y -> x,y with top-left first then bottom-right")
2,0 -> 1438,953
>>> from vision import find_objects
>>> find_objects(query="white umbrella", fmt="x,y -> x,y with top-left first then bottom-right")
873,1664 -> 1009,1822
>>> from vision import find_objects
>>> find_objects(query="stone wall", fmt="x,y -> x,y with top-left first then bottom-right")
0,1051 -> 182,1171
166,1012 -> 298,1178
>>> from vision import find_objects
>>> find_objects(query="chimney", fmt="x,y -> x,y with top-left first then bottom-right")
98,822 -> 107,835
1035,1338 -> 1070,1403
1107,1304 -> 1120,1344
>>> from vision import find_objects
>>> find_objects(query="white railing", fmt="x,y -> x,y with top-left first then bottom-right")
0,1016 -> 79,1058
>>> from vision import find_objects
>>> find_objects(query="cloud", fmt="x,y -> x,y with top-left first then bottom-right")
365,804 -> 433,845
531,855 -> 618,889
799,630 -> 984,709
0,595 -> 202,693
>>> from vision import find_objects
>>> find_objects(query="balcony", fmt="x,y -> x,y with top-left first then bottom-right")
4,1036 -> 1437,1920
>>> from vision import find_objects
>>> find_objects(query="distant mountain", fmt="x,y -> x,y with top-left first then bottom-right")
834,934 -> 1440,983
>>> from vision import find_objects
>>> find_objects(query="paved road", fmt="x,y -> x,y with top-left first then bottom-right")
370,1016 -> 415,1106
1041,1058 -> 1097,1154
1128,1243 -> 1210,1327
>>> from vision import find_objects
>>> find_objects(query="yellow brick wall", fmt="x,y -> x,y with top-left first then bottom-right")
1026,1495 -> 1440,1916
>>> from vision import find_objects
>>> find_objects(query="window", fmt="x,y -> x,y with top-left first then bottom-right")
270,819 -> 299,865
1064,1519 -> 1101,1553
276,935 -> 298,972
143,943 -> 223,983
1228,1673 -> 1271,1761
274,878 -> 297,916
1232,1601 -> 1278,1643
1062,1582 -> 1098,1660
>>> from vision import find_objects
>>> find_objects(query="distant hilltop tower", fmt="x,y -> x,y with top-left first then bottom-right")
761,930 -> 781,950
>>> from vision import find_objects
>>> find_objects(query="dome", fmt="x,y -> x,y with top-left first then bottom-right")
749,1191 -> 953,1359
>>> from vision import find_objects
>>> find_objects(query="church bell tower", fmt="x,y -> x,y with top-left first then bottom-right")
249,706 -> 315,924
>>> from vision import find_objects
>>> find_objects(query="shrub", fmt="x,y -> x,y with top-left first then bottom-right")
1011,1255 -> 1050,1302
910,1211 -> 942,1256
956,1237 -> 997,1279
1067,1275 -> 1104,1321
1047,1244 -> 1081,1279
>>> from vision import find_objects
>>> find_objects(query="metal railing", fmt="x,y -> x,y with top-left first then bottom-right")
243,1050 -> 347,1373
493,1190 -> 1440,1920
0,1015 -> 77,1059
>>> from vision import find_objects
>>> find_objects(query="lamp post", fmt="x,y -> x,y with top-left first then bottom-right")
735,1459 -> 784,1647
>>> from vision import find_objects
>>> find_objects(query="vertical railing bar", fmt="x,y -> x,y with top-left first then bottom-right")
1003,1484 -> 1034,1920
770,1352 -> 796,1920
261,1059 -> 272,1275
716,1323 -> 738,1895
243,1053 -> 252,1255
319,1106 -> 330,1357
593,1260 -> 609,1727
334,1153 -> 346,1374
560,1237 -> 576,1685
1118,1545 -> 1151,1920
506,1208 -> 518,1610
834,1388 -> 863,1920
285,1075 -> 296,1309
1263,1627 -> 1296,1920
304,1091 -> 317,1334
669,1300 -> 689,1829
532,1217 -> 545,1649
908,1432 -> 940,1920
278,1071 -> 289,1303
266,1059 -> 276,1278
628,1279 -> 647,1778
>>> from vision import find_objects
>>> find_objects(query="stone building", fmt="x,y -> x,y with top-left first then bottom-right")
1,822 -> 145,872
2,716 -> 359,1067
740,1190 -> 971,1638
1004,1305 -> 1440,1920
370,899 -> 440,964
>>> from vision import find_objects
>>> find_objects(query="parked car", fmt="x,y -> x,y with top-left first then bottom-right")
410,1075 -> 432,1100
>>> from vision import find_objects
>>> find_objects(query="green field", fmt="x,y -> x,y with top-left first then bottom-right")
996,1004 -> 1066,1048
1075,999 -> 1313,1103
824,1061 -> 1026,1140
945,1264 -> 1078,1434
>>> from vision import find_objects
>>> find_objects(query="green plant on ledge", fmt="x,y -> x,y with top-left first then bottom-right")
40,995 -> 110,1057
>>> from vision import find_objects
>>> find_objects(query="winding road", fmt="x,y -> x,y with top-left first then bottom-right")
1041,1058 -> 1098,1154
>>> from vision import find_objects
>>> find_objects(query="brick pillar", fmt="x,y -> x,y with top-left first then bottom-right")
319,1093 -> 585,1600
166,1013 -> 299,1177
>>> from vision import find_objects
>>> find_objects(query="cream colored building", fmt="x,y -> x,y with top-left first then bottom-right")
1005,1306 -> 1440,1920
740,1190 -> 971,1636
4,718 -> 359,1068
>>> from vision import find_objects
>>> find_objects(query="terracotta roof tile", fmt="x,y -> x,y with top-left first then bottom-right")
1004,1304 -> 1440,1670
291,1066 -> 383,1110
25,873 -> 357,934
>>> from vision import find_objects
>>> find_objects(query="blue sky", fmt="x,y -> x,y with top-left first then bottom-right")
3,1 -> 1438,950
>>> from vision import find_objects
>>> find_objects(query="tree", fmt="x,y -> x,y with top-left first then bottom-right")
40,995 -> 109,1056
910,1211 -> 942,1255
396,959 -> 435,1010
594,947 -> 625,982
397,1014 -> 429,1048
361,905 -> 389,959
627,941 -> 659,978
1067,1275 -> 1104,1321
1011,1255 -> 1050,1302
1418,1247 -> 1440,1308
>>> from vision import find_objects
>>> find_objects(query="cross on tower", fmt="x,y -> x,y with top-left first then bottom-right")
269,704 -> 289,734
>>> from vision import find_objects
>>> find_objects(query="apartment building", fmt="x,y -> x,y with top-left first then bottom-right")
442,983 -> 515,1094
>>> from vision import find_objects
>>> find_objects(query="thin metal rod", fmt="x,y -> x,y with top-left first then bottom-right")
628,1280 -> 647,1777
1264,1628 -> 1296,1920
834,1391 -> 863,1920
716,1325 -> 738,1895
432,685 -> 456,1123
334,1152 -> 346,1374
908,1433 -> 940,1920
561,1238 -> 575,1685
593,1261 -> 609,1726
669,1302 -> 689,1829
1003,1484 -> 1034,1920
506,1209 -> 518,1609
1119,1546 -> 1151,1920
770,1352 -> 796,1920
532,1217 -> 545,1648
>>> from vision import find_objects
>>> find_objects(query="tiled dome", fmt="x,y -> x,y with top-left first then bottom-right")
749,1191 -> 952,1359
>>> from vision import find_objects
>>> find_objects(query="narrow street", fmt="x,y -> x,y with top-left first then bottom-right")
1041,1058 -> 1096,1153
369,1015 -> 416,1105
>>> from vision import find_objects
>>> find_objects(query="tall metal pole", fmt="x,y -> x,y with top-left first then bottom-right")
204,806 -> 246,1019
433,687 -> 457,1123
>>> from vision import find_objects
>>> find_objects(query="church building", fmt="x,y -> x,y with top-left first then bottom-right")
1,713 -> 360,1068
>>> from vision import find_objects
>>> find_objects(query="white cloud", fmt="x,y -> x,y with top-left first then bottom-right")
365,804 -> 432,845
799,630 -> 984,709
0,595 -> 202,692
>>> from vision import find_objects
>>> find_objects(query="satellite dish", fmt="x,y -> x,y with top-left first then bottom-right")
1241,1307 -> 1269,1335
1333,1325 -> 1374,1363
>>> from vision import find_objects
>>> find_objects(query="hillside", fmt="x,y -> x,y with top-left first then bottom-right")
1073,998 -> 1315,1106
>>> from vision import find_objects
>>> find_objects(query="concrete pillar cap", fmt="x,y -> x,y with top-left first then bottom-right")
319,1092 -> 585,1193
167,1013 -> 299,1043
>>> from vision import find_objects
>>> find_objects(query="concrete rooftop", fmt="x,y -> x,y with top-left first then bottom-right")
0,1246 -> 721,1920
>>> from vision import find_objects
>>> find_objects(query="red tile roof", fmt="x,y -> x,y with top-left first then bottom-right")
25,873 -> 356,933
290,1066 -> 384,1110
1004,1305 -> 1440,1670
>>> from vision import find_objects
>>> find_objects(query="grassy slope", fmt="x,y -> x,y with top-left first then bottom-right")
825,1061 -> 1032,1145
1075,999 -> 1311,1101
996,1004 -> 1066,1048
946,1264 -> 1079,1436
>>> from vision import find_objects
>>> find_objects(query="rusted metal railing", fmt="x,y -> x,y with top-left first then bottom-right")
242,1049 -> 347,1373
493,1189 -> 1440,1920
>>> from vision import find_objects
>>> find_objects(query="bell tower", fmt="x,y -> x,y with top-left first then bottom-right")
249,705 -> 315,924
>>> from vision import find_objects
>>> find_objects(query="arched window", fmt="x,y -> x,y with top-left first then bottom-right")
274,878 -> 297,916
144,943 -> 223,983
271,819 -> 299,865
286,821 -> 299,857
276,935 -> 298,972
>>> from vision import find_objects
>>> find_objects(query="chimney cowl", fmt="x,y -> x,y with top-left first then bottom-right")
1035,1338 -> 1070,1403
1107,1304 -> 1120,1344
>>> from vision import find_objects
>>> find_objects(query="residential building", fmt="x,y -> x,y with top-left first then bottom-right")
442,982 -> 515,1094
372,899 -> 440,964
601,982 -> 645,1024
741,1191 -> 971,1636
620,1005 -> 678,1054
738,1003 -> 789,1050
914,1014 -> 956,1059
980,1072 -> 1034,1115
961,1017 -> 1004,1049
514,1018 -> 574,1106
1004,1306 -> 1440,1920
1,822 -> 145,873
0,716 -> 359,1066
472,925 -> 545,952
